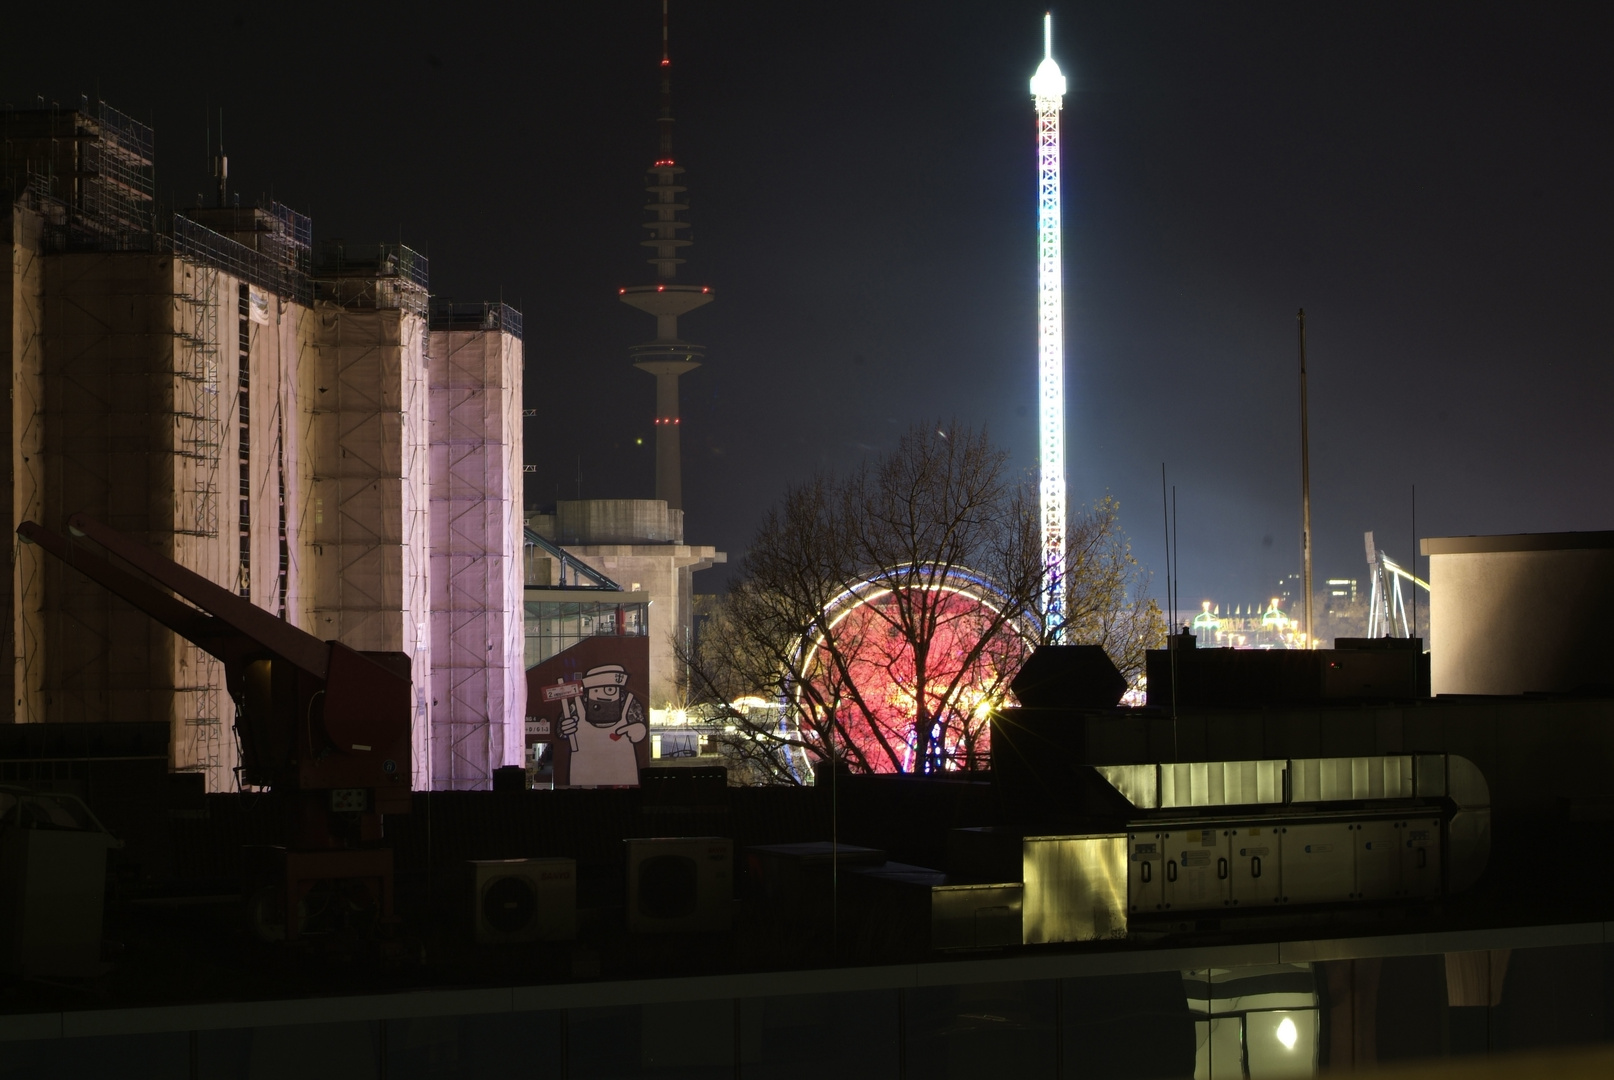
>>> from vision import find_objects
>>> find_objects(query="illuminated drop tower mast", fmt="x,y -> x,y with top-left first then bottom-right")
1031,13 -> 1069,637
620,1 -> 713,511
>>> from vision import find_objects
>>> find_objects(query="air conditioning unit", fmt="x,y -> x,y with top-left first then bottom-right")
626,837 -> 731,934
469,857 -> 576,944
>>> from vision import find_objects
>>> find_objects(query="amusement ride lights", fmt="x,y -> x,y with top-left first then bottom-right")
1030,13 -> 1068,638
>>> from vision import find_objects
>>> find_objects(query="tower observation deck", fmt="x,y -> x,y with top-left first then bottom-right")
620,0 -> 712,512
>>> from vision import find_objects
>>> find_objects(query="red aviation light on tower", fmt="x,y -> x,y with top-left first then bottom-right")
622,0 -> 711,513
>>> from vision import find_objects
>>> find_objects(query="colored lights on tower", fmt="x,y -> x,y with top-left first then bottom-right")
1031,12 -> 1068,638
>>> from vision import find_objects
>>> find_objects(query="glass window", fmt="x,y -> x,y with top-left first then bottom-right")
1062,970 -> 1196,1079
1368,954 -> 1447,1063
905,980 -> 1055,1079
570,999 -> 733,1080
737,988 -> 899,1079
387,1011 -> 561,1079
1488,943 -> 1606,1055
197,1022 -> 378,1079
0,1032 -> 189,1079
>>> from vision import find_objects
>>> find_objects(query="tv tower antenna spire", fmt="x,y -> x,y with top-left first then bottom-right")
619,0 -> 713,511
1030,12 -> 1068,639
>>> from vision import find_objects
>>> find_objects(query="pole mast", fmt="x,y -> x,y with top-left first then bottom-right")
1298,308 -> 1314,648
1031,12 -> 1068,640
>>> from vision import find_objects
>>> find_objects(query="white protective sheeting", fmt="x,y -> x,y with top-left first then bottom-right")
307,304 -> 433,788
426,327 -> 524,790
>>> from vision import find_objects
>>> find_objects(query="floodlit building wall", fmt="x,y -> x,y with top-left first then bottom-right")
1426,534 -> 1614,695
307,300 -> 432,788
33,252 -> 242,786
261,295 -> 312,629
2,205 -> 46,726
426,326 -> 524,789
538,499 -> 724,709
0,192 -> 314,790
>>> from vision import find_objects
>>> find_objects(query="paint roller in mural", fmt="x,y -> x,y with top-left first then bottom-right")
526,637 -> 651,787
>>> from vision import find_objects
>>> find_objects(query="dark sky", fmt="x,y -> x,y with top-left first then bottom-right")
11,2 -> 1613,607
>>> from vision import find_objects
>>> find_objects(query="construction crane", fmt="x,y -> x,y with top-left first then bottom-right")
18,513 -> 413,940
1364,530 -> 1431,639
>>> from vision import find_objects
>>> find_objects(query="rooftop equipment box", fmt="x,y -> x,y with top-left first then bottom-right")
843,861 -> 1022,958
626,837 -> 732,934
469,857 -> 576,944
1146,639 -> 1424,708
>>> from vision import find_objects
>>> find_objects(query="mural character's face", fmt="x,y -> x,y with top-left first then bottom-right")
585,683 -> 625,726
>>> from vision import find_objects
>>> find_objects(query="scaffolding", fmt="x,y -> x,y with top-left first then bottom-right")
1,99 -> 155,249
313,242 -> 429,315
77,102 -> 154,240
173,267 -> 223,539
171,263 -> 226,786
3,101 -> 320,791
308,242 -> 433,785
427,300 -> 522,339
426,314 -> 525,790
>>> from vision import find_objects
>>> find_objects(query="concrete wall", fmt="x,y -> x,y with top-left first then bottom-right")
527,499 -> 722,708
559,541 -> 721,708
426,326 -> 524,790
1426,537 -> 1614,695
556,499 -> 683,545
306,301 -> 433,788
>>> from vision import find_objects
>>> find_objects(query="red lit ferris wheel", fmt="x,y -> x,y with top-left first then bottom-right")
789,564 -> 1036,776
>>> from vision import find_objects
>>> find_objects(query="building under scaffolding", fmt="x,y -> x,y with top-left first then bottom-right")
0,100 -> 525,791
426,300 -> 525,790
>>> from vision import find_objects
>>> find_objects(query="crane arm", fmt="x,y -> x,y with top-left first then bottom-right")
59,512 -> 330,678
18,519 -> 232,660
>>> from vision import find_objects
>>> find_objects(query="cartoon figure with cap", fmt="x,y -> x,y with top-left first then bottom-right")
559,663 -> 647,786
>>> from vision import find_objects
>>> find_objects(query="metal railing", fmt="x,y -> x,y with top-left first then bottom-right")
169,214 -> 312,306
428,299 -> 523,339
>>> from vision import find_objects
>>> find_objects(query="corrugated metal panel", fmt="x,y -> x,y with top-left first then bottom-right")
1160,760 -> 1284,809
1289,756 -> 1412,803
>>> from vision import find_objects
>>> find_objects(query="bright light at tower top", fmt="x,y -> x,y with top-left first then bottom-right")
1030,12 -> 1067,100
1032,10 -> 1067,639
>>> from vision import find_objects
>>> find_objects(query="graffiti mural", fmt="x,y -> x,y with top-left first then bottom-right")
526,636 -> 651,787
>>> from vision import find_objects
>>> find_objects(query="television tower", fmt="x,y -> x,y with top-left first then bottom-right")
1030,13 -> 1068,637
619,0 -> 713,511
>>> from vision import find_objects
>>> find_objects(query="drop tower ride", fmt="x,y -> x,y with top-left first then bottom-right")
1031,13 -> 1068,637
619,0 -> 713,512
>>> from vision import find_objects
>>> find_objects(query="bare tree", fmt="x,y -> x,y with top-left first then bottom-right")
683,423 -> 1164,784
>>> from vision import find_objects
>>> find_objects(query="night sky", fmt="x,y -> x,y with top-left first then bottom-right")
10,2 -> 1612,608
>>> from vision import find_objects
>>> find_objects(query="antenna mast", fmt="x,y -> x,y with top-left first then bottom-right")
1298,309 -> 1313,648
620,0 -> 714,511
1030,12 -> 1068,639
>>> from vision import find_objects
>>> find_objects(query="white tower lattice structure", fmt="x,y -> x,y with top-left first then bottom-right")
1031,13 -> 1068,637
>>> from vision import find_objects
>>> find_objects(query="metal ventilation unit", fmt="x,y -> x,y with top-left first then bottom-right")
469,857 -> 576,944
626,837 -> 732,934
1106,753 -> 1488,924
